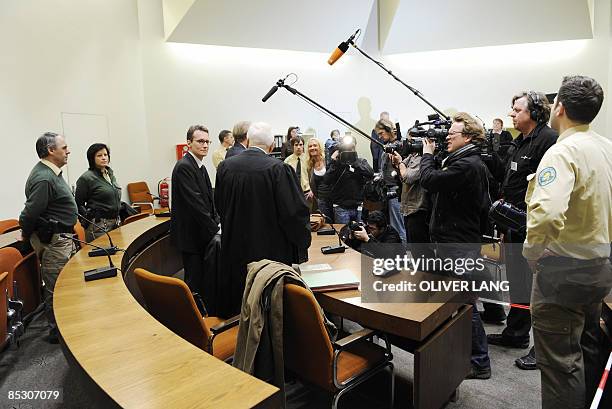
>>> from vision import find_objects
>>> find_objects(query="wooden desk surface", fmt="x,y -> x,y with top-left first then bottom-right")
54,216 -> 280,408
308,228 -> 463,341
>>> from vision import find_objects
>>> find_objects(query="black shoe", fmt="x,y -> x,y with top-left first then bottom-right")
515,347 -> 537,370
487,333 -> 529,349
480,311 -> 506,325
466,365 -> 491,380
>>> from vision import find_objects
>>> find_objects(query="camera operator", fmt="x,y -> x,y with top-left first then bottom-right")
390,147 -> 435,262
486,91 -> 558,371
324,136 -> 373,223
342,210 -> 401,253
374,119 -> 407,243
419,112 -> 492,380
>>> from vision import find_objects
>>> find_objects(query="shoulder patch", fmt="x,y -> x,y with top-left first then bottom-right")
538,167 -> 556,186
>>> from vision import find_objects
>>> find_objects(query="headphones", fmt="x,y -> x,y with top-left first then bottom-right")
527,91 -> 546,123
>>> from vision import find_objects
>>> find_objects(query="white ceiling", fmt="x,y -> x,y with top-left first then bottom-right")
380,0 -> 593,54
162,0 -> 593,54
164,0 -> 376,53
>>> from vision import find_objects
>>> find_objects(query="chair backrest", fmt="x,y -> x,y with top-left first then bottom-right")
133,268 -> 211,350
127,182 -> 153,204
74,220 -> 86,244
283,284 -> 334,388
0,247 -> 22,298
0,272 -> 8,349
12,252 -> 41,316
122,212 -> 150,226
0,219 -> 20,234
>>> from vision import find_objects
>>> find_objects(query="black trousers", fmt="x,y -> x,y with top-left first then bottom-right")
182,252 -> 204,294
404,210 -> 434,262
501,230 -> 533,341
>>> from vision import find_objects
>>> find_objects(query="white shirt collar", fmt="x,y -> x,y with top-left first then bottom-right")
188,150 -> 204,168
41,159 -> 62,176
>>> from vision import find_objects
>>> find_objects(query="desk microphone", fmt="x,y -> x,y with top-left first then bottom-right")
60,233 -> 118,281
320,215 -> 347,254
77,212 -> 121,257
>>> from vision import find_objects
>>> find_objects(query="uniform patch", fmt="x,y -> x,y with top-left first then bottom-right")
538,167 -> 556,186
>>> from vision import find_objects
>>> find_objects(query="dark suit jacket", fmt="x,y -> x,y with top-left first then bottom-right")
225,142 -> 246,159
215,147 -> 311,315
170,153 -> 219,254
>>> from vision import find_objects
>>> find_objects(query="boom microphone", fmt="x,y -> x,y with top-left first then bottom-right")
328,29 -> 359,66
261,85 -> 279,103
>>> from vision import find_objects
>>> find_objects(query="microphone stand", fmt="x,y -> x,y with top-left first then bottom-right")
77,212 -> 122,256
319,215 -> 347,254
346,39 -> 450,121
60,234 -> 118,281
276,78 -> 385,149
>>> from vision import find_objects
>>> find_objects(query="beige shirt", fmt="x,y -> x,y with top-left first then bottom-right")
523,125 -> 612,260
212,145 -> 228,168
41,159 -> 62,176
284,153 -> 310,193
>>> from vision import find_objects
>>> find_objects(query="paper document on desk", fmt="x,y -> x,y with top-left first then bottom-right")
301,269 -> 359,292
299,263 -> 332,272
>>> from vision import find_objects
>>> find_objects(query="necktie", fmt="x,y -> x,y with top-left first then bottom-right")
296,157 -> 302,188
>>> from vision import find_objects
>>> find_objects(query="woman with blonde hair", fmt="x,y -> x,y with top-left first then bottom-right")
307,138 -> 333,220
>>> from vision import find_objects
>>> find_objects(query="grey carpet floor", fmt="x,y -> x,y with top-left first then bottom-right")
0,308 -> 541,409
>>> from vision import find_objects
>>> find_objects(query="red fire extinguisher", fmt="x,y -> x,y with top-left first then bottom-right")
158,178 -> 170,208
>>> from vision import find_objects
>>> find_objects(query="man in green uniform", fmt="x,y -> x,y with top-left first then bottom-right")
523,76 -> 612,409
19,132 -> 77,343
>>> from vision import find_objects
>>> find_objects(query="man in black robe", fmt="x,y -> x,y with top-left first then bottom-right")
215,122 -> 311,316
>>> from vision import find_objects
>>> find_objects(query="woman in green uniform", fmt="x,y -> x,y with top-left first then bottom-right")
75,143 -> 122,242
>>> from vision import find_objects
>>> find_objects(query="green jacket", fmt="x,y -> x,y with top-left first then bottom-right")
19,161 -> 77,237
75,167 -> 121,218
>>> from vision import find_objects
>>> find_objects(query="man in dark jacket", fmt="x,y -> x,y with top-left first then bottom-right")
215,122 -> 311,317
324,138 -> 374,224
486,92 -> 558,371
170,125 -> 220,311
420,112 -> 492,380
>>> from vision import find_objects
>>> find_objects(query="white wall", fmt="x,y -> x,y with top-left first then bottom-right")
1,0 -> 611,219
0,0 -> 149,219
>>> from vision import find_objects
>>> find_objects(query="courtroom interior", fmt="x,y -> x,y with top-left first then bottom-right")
1,1 -> 612,409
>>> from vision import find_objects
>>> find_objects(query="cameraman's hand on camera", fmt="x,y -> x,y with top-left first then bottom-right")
422,138 -> 436,155
391,151 -> 402,167
331,150 -> 340,161
353,226 -> 370,242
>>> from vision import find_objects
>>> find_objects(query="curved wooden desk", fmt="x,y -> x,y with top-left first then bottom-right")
54,216 -> 280,408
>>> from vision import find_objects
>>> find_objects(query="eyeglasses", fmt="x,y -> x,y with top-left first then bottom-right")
447,131 -> 463,137
193,139 -> 211,145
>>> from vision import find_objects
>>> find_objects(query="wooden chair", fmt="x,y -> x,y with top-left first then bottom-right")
74,220 -> 86,244
0,247 -> 22,298
0,219 -> 20,235
122,212 -> 150,226
133,268 -> 239,361
127,182 -> 155,214
12,252 -> 41,318
283,284 -> 394,409
0,272 -> 8,350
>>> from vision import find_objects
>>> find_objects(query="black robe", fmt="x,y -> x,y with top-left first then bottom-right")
215,147 -> 311,316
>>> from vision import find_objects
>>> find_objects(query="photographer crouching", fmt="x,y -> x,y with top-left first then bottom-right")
420,112 -> 492,380
342,210 -> 402,253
